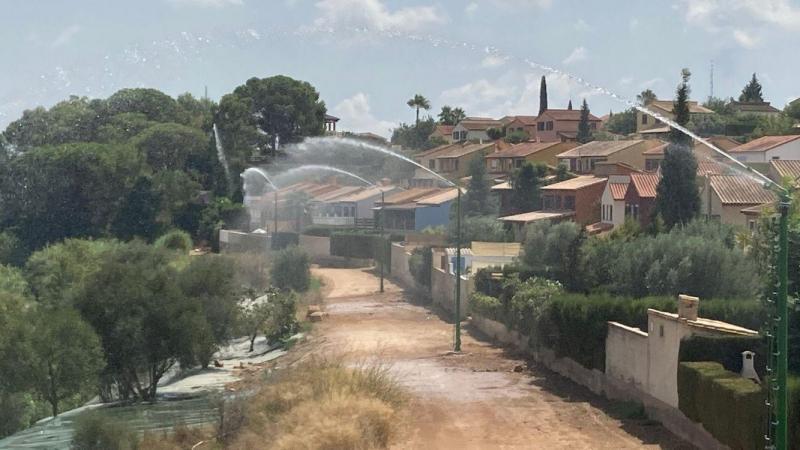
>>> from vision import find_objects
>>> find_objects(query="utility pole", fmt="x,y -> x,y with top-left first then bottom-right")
709,60 -> 714,101
380,189 -> 385,294
454,187 -> 462,352
273,190 -> 278,234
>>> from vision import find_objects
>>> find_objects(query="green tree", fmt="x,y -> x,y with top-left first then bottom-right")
539,76 -> 548,114
739,73 -> 764,103
132,122 -> 208,173
567,100 -> 573,110
0,230 -> 27,266
576,99 -> 593,144
656,69 -> 700,228
406,94 -> 431,125
786,99 -> 800,121
239,290 -> 273,352
463,156 -> 494,217
3,97 -> 104,150
555,164 -> 571,182
703,96 -> 733,115
111,176 -> 161,241
95,112 -> 157,143
438,106 -> 466,125
154,229 -> 193,252
486,127 -> 504,141
605,109 -> 637,135
271,246 -> 310,292
504,129 -> 529,144
637,89 -> 657,106
28,308 -> 103,417
390,118 -> 438,150
75,243 -> 204,401
509,162 -> 546,214
106,88 -> 179,122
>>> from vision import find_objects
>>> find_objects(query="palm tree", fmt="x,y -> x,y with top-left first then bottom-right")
407,94 -> 431,125
452,107 -> 466,124
438,106 -> 453,125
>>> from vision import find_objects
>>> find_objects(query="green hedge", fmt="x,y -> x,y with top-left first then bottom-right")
271,232 -> 299,250
270,246 -> 310,292
680,335 -> 767,378
678,362 -> 765,450
301,227 -> 334,237
408,246 -> 432,289
470,292 -> 503,321
329,232 -> 391,273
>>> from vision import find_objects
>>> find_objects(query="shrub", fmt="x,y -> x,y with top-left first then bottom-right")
301,227 -> 333,237
71,412 -> 139,450
677,362 -> 764,450
469,292 -> 503,322
680,335 -> 767,378
271,232 -> 299,250
408,246 -> 432,288
154,229 -> 192,252
271,246 -> 310,292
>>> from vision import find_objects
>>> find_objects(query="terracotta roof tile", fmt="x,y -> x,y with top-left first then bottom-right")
709,175 -> 775,205
557,140 -> 643,158
541,175 -> 607,191
540,109 -> 600,121
629,173 -> 660,198
770,160 -> 800,180
729,135 -> 800,153
486,141 -> 561,159
609,183 -> 629,200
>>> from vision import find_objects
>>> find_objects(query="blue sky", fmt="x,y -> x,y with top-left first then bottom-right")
2,0 -> 799,137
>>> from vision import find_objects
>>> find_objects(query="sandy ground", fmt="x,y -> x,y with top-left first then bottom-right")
306,267 -> 695,450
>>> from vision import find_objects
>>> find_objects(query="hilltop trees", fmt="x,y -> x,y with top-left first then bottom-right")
637,89 -> 657,106
739,73 -> 764,103
605,109 -> 636,135
407,94 -> 431,125
539,76 -> 548,114
576,99 -> 593,144
438,106 -> 466,125
656,69 -> 700,228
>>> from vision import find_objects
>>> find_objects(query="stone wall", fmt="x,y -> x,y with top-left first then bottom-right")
470,314 -> 727,450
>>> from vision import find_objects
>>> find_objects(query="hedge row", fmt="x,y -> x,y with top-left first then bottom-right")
329,232 -> 392,273
680,335 -> 768,379
677,362 -> 764,450
271,232 -> 299,250
408,246 -> 432,288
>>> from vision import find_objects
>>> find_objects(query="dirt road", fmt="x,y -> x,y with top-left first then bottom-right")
308,267 -> 694,450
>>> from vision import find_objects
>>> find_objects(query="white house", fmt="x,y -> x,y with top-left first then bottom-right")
451,117 -> 503,142
312,185 -> 398,226
600,175 -> 630,227
727,135 -> 800,163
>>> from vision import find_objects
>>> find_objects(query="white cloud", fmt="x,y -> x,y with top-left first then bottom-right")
629,18 -> 640,31
574,18 -> 590,31
619,76 -> 634,86
168,0 -> 243,6
562,46 -> 587,65
465,2 -> 479,16
481,54 -> 506,68
51,25 -> 81,48
732,29 -> 758,48
486,0 -> 552,8
638,77 -> 663,90
312,0 -> 446,32
332,93 -> 395,138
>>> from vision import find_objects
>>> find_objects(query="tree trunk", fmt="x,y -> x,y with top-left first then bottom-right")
249,332 -> 257,352
48,362 -> 58,417
415,107 -> 420,125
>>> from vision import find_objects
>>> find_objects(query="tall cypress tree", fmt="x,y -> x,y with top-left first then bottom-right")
539,76 -> 548,115
509,162 -> 545,214
576,99 -> 593,144
739,73 -> 764,103
567,100 -> 573,110
463,156 -> 494,216
655,68 -> 700,228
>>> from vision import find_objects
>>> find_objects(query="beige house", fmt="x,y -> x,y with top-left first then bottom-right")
533,109 -> 601,142
430,124 -> 455,144
451,117 -> 503,142
485,141 -> 576,176
500,115 -> 538,137
700,175 -> 775,227
768,159 -> 800,184
557,140 -> 661,174
636,100 -> 714,133
642,137 -> 737,172
727,135 -> 800,163
413,141 -> 496,182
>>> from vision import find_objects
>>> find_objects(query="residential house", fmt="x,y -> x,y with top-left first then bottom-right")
246,182 -> 347,231
500,115 -> 538,138
556,140 -> 661,174
624,173 -> 659,228
378,187 -> 460,232
593,161 -> 642,177
411,142 -> 463,187
700,175 -> 775,227
444,241 -> 522,276
636,99 -> 714,133
600,175 -> 630,228
768,159 -> 800,184
413,141 -> 496,183
312,185 -> 398,227
728,101 -> 781,116
643,137 -> 737,172
498,175 -> 607,240
451,117 -> 503,142
485,141 -> 576,177
727,135 -> 800,163
324,114 -> 339,133
430,124 -> 455,144
533,109 -> 601,142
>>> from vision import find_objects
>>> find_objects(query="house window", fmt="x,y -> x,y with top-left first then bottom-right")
538,122 -> 545,131
642,114 -> 649,124
543,195 -> 554,210
454,160 -> 459,171
626,203 -> 639,220
645,159 -> 660,171
452,132 -> 459,140
608,204 -> 612,220
460,131 -> 468,140
334,205 -> 342,216
772,156 -> 780,160
546,121 -> 554,131
429,159 -> 436,170
515,159 -> 523,168
490,159 -> 498,169
564,195 -> 575,210
748,219 -> 756,231
555,195 -> 563,210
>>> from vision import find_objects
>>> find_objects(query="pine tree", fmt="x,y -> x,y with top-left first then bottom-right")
567,100 -> 573,110
539,76 -> 548,115
739,73 -> 764,103
655,68 -> 700,228
509,162 -> 546,214
463,156 -> 494,216
576,99 -> 593,144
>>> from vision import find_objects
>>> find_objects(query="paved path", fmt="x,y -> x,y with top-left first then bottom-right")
308,267 -> 695,450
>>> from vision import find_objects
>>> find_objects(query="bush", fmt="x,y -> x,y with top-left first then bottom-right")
408,246 -> 432,288
301,227 -> 333,237
680,335 -> 767,378
71,412 -> 139,450
677,362 -> 764,450
154,229 -> 192,252
271,232 -> 299,250
271,246 -> 310,292
470,292 -> 503,322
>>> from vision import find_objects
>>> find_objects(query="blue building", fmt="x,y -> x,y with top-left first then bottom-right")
376,187 -> 460,232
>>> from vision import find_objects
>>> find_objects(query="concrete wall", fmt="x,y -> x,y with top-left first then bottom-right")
390,243 -> 417,288
605,322 -> 649,391
646,311 -> 696,408
298,235 -> 330,260
431,267 -> 471,319
219,229 -> 270,254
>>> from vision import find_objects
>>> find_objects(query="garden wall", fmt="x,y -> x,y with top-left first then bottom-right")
431,267 -> 471,319
299,235 -> 331,261
606,322 -> 649,391
390,243 -> 416,288
470,314 -> 727,450
219,229 -> 270,254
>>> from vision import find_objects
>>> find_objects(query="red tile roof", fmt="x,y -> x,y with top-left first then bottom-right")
729,135 -> 800,153
629,173 -> 660,198
540,109 -> 600,122
697,160 -> 729,176
609,183 -> 629,200
457,117 -> 503,130
709,175 -> 775,205
770,160 -> 800,180
541,175 -> 607,191
433,125 -> 454,136
486,141 -> 560,159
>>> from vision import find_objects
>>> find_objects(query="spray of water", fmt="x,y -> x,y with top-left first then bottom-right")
272,164 -> 374,187
242,167 -> 277,190
290,136 -> 455,187
213,124 -> 232,184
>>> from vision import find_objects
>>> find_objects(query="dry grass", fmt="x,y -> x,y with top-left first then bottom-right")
138,424 -> 218,450
229,357 -> 406,450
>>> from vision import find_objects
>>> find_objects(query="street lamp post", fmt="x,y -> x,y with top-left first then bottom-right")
273,190 -> 278,234
380,189 -> 385,294
773,192 -> 790,450
454,187 -> 462,352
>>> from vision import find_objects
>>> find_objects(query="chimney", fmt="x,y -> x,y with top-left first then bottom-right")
678,294 -> 699,321
741,351 -> 760,384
